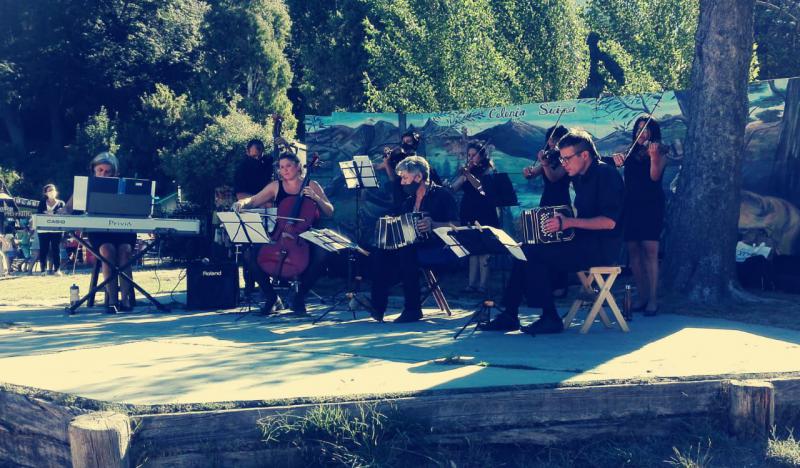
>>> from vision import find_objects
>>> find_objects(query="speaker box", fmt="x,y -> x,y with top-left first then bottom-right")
187,261 -> 239,310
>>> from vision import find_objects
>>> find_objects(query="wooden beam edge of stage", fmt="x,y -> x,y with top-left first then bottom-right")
3,376 -> 800,467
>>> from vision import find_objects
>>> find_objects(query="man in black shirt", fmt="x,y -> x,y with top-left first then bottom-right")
234,139 -> 274,201
480,129 -> 624,335
370,156 -> 459,323
233,139 -> 274,296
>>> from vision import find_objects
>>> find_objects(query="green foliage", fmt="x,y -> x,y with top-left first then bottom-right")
584,0 -> 699,92
260,403 -> 422,467
202,0 -> 294,122
754,1 -> 800,80
767,429 -> 800,467
362,0 -> 518,113
164,101 -> 272,207
0,166 -> 21,193
73,107 -> 120,158
285,0 -> 369,115
490,0 -> 589,103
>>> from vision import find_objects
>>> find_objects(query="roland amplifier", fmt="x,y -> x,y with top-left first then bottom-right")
187,261 -> 239,310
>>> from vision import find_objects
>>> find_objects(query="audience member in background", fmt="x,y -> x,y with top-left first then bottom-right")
15,220 -> 32,272
27,225 -> 40,274
36,184 -> 65,276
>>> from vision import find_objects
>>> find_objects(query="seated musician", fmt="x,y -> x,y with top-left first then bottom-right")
480,129 -> 624,335
64,152 -> 136,313
233,151 -> 334,314
370,156 -> 459,323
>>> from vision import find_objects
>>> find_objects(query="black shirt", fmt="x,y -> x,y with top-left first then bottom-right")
460,167 -> 500,227
572,158 -> 624,260
402,183 -> 458,248
234,155 -> 274,196
540,172 -> 572,207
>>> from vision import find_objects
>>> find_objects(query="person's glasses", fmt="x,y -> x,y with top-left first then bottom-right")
559,152 -> 580,165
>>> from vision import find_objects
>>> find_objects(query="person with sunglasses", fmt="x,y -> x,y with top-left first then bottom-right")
480,129 -> 624,335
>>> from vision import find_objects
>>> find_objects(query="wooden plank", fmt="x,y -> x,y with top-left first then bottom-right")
130,380 -> 723,464
772,377 -> 800,407
0,388 -> 90,468
727,380 -> 775,438
69,412 -> 131,468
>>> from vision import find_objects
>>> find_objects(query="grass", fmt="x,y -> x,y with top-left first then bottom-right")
258,403 -> 800,467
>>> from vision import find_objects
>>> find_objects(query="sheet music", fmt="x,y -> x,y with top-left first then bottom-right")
433,225 -> 526,261
300,228 -> 356,253
216,211 -> 270,244
339,155 -> 379,189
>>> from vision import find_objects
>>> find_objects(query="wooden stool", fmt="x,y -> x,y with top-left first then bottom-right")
562,266 -> 629,334
421,269 -> 451,316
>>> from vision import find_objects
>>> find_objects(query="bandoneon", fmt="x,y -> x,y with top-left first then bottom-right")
521,205 -> 575,244
375,212 -> 429,250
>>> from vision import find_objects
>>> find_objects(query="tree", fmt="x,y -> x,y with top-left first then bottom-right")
768,78 -> 800,207
361,0 -> 517,113
584,0 -> 699,92
285,0 -> 369,115
490,0 -> 589,103
662,0 -> 756,303
201,0 -> 294,123
163,101 -> 273,208
754,0 -> 800,80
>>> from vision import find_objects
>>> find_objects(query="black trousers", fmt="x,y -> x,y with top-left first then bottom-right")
38,232 -> 62,272
245,243 -> 327,301
503,238 -> 617,320
370,244 -> 457,314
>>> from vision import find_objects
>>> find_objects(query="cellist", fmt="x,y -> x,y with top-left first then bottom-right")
233,151 -> 334,314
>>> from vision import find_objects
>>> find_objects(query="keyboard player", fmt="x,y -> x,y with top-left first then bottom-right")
63,152 -> 136,313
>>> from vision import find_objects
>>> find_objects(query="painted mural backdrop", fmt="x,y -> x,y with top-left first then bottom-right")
306,78 -> 800,255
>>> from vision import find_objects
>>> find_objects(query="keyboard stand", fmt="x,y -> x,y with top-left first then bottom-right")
67,234 -> 170,314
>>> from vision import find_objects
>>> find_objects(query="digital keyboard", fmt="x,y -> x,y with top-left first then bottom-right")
31,214 -> 200,235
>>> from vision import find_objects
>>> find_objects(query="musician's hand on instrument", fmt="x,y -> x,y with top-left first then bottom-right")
417,216 -> 433,233
543,214 -> 567,234
232,198 -> 249,212
537,149 -> 547,163
612,153 -> 625,167
647,142 -> 663,159
522,166 -> 534,178
302,186 -> 320,202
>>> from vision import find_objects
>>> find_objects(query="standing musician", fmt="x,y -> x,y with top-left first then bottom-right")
480,130 -> 624,335
523,124 -> 572,296
64,152 -> 136,313
370,156 -> 459,323
612,116 -> 668,316
450,141 -> 499,293
233,151 -> 334,314
376,131 -> 443,214
523,125 -> 571,207
234,138 -> 275,296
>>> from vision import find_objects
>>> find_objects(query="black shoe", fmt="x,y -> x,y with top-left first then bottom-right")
370,309 -> 385,322
105,304 -> 119,314
291,296 -> 307,315
477,313 -> 520,331
393,309 -> 423,323
260,292 -> 278,315
520,316 -> 564,335
644,307 -> 659,317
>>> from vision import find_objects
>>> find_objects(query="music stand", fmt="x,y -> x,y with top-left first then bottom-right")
217,211 -> 271,316
301,228 -> 372,323
320,156 -> 378,320
432,224 -> 527,339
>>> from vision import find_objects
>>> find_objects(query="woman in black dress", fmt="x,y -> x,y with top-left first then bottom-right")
612,116 -> 668,315
451,141 -> 498,293
523,125 -> 571,208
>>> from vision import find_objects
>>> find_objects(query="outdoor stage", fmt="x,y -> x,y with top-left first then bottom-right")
3,278 -> 800,466
3,298 -> 800,405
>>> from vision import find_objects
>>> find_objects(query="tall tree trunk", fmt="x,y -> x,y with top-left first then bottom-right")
769,78 -> 800,207
663,0 -> 755,303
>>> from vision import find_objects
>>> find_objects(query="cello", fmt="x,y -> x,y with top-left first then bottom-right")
256,152 -> 321,279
